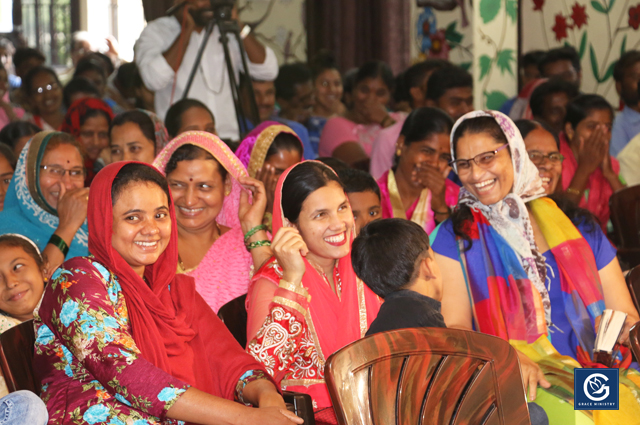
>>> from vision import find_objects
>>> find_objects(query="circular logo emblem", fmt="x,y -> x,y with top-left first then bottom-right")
583,373 -> 610,401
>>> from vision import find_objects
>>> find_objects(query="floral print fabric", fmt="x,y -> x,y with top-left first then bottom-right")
34,256 -> 190,424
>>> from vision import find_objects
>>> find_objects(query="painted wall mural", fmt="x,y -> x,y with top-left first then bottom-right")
522,0 -> 640,105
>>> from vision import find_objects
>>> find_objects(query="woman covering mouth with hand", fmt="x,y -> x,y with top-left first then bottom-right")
246,161 -> 381,424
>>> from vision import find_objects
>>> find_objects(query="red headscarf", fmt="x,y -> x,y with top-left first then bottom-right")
88,161 -> 264,398
61,98 -> 114,185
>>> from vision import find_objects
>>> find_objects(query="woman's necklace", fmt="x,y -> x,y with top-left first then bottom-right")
178,221 -> 221,272
309,260 -> 342,299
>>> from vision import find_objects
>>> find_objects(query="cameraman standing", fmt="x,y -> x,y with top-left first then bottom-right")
135,0 -> 278,141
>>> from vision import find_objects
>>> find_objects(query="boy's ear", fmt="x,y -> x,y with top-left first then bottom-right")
419,254 -> 437,281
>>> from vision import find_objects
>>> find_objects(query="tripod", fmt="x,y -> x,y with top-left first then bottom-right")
181,8 -> 260,140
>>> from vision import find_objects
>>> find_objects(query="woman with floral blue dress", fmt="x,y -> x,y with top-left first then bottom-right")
33,161 -> 302,425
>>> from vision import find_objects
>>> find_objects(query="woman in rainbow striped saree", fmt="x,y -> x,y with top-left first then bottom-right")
431,110 -> 640,424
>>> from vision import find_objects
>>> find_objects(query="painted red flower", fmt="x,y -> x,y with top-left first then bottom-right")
533,0 -> 545,11
429,29 -> 450,60
571,3 -> 588,28
629,5 -> 640,30
552,14 -> 568,41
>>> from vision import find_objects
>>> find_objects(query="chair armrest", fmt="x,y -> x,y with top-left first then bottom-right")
283,390 -> 316,425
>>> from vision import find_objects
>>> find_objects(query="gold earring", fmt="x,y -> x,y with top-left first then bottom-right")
396,148 -> 402,156
225,189 -> 231,196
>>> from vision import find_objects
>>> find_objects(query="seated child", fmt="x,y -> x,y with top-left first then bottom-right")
352,219 -> 549,425
351,218 -> 445,335
337,168 -> 382,234
0,234 -> 48,396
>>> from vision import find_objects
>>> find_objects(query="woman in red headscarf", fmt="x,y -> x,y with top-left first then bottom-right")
33,161 -> 303,425
246,161 -> 381,424
60,98 -> 114,185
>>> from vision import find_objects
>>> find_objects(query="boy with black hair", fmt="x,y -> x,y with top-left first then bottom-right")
529,78 -> 579,136
351,218 -> 445,336
538,46 -> 581,88
402,59 -> 451,110
275,62 -> 315,126
611,50 -> 640,156
425,65 -> 473,121
63,77 -> 101,109
337,168 -> 382,234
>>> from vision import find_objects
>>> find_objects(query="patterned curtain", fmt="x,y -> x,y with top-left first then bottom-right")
306,0 -> 411,74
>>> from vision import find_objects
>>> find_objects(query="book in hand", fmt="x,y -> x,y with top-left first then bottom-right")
593,309 -> 627,367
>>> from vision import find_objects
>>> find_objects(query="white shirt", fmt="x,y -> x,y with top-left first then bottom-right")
134,17 -> 278,141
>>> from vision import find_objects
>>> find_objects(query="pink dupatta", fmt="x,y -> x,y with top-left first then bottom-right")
153,131 -> 253,312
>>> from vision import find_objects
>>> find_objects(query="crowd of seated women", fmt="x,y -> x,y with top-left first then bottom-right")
1,36 -> 640,425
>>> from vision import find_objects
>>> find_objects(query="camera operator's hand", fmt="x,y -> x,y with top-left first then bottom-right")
231,4 -> 243,27
172,0 -> 197,32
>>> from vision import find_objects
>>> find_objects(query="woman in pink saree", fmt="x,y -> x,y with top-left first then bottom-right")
246,161 -> 381,424
153,131 -> 272,312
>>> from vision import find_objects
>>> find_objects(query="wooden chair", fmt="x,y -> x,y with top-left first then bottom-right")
217,294 -> 248,349
610,185 -> 640,269
325,328 -> 531,425
631,322 -> 640,363
625,266 -> 640,313
0,320 -> 38,394
217,294 -> 316,425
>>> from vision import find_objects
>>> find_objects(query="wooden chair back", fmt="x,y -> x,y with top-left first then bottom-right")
625,266 -> 640,313
325,328 -> 531,425
0,320 -> 38,394
630,322 -> 640,363
217,294 -> 248,349
610,185 -> 640,268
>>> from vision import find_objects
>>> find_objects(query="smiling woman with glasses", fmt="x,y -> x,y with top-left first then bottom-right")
429,110 -> 640,422
516,119 -> 564,195
0,131 -> 89,275
22,66 -> 64,131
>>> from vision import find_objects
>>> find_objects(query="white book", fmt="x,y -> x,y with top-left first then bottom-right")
593,309 -> 627,366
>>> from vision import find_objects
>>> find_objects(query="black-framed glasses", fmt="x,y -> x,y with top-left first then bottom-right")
528,151 -> 565,165
449,144 -> 509,172
40,165 -> 85,180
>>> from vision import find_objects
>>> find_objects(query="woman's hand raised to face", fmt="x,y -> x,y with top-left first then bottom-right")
255,164 -> 278,215
56,185 -> 90,234
413,163 -> 448,210
239,175 -> 268,232
575,125 -> 607,175
272,227 -> 308,284
516,350 -> 550,401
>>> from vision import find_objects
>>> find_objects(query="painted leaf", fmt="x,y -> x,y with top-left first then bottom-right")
479,55 -> 492,81
579,32 -> 587,60
484,91 -> 509,110
445,21 -> 463,45
621,34 -> 628,57
590,1 -> 606,13
564,41 -> 572,48
496,49 -> 515,75
609,0 -> 616,12
602,61 -> 616,81
480,0 -> 501,24
589,44 -> 600,82
505,0 -> 517,23
460,62 -> 472,71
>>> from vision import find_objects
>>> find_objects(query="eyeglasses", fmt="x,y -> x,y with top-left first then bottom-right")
528,151 -> 564,165
449,144 -> 509,172
40,165 -> 85,180
33,82 -> 59,95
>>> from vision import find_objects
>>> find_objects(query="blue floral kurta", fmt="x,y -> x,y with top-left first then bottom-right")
34,257 -> 260,424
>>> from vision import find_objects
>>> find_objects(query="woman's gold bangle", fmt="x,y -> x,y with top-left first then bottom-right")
566,187 -> 582,196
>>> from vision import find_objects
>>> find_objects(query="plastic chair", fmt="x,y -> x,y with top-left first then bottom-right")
0,320 -> 38,394
625,266 -> 640,312
631,322 -> 640,363
325,327 -> 531,425
610,185 -> 640,269
217,294 -> 248,349
217,294 -> 316,425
